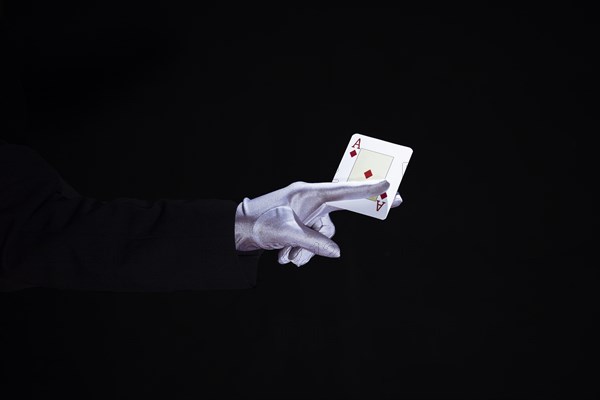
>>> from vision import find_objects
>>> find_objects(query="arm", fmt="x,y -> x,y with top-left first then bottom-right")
0,141 -> 260,292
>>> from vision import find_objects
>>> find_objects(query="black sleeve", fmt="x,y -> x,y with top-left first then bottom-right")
0,141 -> 262,292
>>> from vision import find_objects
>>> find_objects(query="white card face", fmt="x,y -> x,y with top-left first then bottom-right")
329,133 -> 413,220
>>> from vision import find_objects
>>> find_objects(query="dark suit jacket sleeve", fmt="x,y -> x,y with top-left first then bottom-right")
0,140 -> 262,292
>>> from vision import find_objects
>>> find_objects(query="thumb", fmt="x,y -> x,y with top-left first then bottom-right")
285,221 -> 341,259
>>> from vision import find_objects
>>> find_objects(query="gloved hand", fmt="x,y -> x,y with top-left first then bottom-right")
234,179 -> 401,266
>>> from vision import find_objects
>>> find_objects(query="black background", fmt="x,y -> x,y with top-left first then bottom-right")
1,3 -> 598,399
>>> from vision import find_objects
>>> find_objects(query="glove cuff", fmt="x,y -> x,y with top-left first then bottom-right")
234,198 -> 260,252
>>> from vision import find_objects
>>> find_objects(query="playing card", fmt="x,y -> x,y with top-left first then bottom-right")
329,133 -> 413,220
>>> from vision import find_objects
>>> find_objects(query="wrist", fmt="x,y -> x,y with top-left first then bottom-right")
234,199 -> 260,252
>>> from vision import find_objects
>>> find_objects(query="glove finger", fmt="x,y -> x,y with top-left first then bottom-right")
278,245 -> 308,264
277,247 -> 293,264
306,179 -> 390,203
278,212 -> 339,262
288,246 -> 304,260
288,214 -> 336,264
291,248 -> 316,267
293,224 -> 340,258
276,245 -> 303,264
391,192 -> 403,208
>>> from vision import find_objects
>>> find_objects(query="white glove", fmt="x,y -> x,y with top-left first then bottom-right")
234,179 -> 393,265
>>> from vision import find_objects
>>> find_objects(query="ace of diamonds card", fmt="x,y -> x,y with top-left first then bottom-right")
329,133 -> 413,220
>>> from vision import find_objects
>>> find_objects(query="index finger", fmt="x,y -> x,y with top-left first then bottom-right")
311,179 -> 390,203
